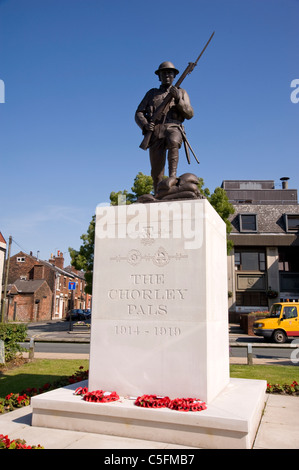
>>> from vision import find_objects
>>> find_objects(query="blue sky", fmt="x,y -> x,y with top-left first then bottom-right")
0,0 -> 298,265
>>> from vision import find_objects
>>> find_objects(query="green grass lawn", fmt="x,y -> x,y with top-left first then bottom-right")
230,364 -> 299,384
0,359 -> 298,401
0,359 -> 89,399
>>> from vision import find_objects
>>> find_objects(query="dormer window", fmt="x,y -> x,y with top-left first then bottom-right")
285,214 -> 299,232
239,214 -> 257,232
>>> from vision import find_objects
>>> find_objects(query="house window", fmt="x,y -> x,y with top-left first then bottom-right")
236,292 -> 268,306
285,214 -> 299,232
17,257 -> 26,262
235,249 -> 266,271
280,273 -> 299,293
279,247 -> 299,272
239,214 -> 257,232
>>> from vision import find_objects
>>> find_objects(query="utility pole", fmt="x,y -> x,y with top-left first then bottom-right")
1,235 -> 12,323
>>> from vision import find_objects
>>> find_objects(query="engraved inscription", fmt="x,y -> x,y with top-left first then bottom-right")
108,288 -> 187,301
127,304 -> 167,315
114,325 -> 181,336
106,271 -> 188,317
131,274 -> 164,284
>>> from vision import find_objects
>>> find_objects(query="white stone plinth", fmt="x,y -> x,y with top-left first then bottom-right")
31,198 -> 267,449
88,199 -> 229,403
31,378 -> 267,449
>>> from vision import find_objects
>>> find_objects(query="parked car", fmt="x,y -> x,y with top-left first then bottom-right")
80,309 -> 91,320
253,302 -> 299,343
65,309 -> 84,321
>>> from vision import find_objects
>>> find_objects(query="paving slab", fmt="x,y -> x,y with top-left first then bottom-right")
254,395 -> 299,449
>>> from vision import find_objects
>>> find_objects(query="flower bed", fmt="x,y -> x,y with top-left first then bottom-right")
1,392 -> 30,413
1,365 -> 299,416
267,381 -> 299,395
73,321 -> 90,330
0,366 -> 88,414
0,434 -> 43,449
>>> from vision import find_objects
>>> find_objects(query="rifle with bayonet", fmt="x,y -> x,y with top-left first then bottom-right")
139,31 -> 215,151
180,126 -> 199,164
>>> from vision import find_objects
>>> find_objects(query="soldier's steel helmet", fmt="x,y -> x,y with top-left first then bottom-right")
155,61 -> 179,76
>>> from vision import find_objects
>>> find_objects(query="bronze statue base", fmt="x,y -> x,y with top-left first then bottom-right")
138,173 -> 204,203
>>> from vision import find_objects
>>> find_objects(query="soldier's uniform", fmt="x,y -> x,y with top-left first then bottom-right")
135,62 -> 194,194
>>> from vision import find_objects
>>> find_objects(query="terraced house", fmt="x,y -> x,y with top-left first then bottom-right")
4,250 -> 91,322
225,178 -> 299,321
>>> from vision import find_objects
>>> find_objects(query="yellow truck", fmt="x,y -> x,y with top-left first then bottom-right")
253,302 -> 299,343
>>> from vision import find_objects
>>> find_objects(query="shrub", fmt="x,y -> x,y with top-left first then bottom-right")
0,323 -> 28,362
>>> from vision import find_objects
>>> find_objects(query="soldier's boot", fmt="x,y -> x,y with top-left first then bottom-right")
166,147 -> 179,188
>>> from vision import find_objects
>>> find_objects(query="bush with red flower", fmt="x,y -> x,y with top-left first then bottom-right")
1,392 -> 30,413
267,380 -> 299,395
0,434 -> 43,449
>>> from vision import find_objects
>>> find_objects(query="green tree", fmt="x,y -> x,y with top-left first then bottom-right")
197,177 -> 210,199
208,187 -> 235,254
69,173 -> 234,293
131,172 -> 154,199
68,216 -> 95,294
110,172 -> 154,205
110,189 -> 132,206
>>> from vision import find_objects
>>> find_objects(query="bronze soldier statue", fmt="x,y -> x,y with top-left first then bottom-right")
135,61 -> 194,195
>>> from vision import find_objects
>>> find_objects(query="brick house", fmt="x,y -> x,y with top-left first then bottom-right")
224,179 -> 299,320
5,250 -> 91,321
6,279 -> 52,322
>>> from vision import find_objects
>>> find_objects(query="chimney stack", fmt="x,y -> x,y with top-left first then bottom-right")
49,250 -> 64,269
280,177 -> 290,189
